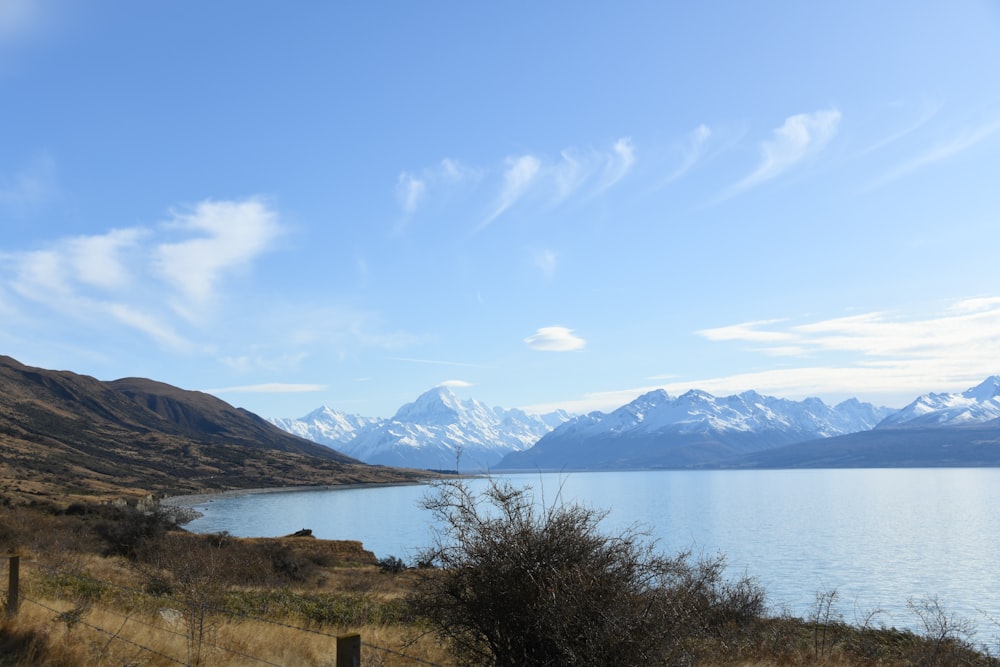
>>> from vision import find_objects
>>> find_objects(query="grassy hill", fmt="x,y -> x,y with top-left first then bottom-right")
0,355 -> 429,502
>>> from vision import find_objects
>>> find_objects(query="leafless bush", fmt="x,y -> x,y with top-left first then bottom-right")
409,478 -> 766,667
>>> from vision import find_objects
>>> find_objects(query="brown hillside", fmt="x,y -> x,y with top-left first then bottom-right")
0,355 -> 429,502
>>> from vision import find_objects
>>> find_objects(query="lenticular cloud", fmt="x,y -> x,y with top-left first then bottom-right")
524,326 -> 586,352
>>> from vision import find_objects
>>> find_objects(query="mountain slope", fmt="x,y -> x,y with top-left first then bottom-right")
724,426 -> 1000,468
0,355 -> 425,500
877,376 -> 1000,428
498,389 -> 892,470
299,386 -> 570,470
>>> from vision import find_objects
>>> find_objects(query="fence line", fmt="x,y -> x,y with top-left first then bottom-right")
21,596 -> 189,666
7,556 -> 447,666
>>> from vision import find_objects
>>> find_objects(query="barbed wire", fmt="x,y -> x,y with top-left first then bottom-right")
22,596 -> 188,666
29,565 -> 448,666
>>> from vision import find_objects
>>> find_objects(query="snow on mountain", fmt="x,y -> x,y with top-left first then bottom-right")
548,389 -> 890,442
272,386 -> 571,471
499,388 -> 892,470
876,376 -> 1000,428
268,406 -> 383,447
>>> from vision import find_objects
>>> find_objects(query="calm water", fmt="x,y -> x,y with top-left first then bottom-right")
174,469 -> 1000,644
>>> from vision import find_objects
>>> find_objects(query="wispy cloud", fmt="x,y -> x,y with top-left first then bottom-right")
661,124 -> 712,185
477,155 -> 542,232
387,356 -> 491,369
395,172 -> 426,214
0,197 -> 283,351
727,109 -> 841,196
394,158 -> 478,219
524,326 -> 586,352
869,115 -> 1000,188
402,138 -> 639,234
155,198 -> 282,313
592,137 -> 636,196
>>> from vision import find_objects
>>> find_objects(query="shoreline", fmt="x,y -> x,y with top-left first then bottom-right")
160,479 -> 436,510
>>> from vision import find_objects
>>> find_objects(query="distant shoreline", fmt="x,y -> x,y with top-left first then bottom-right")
160,480 -> 434,511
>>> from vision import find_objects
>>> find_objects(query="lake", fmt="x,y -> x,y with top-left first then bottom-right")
172,468 -> 1000,647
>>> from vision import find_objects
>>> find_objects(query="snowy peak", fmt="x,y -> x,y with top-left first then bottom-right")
272,386 -> 571,471
392,386 -> 469,425
965,375 -> 1000,401
550,388 -> 891,441
268,406 -> 381,446
877,376 -> 1000,428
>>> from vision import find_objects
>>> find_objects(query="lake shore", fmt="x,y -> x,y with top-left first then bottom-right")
161,479 -> 436,509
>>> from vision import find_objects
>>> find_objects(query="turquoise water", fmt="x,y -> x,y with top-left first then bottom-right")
177,468 -> 1000,646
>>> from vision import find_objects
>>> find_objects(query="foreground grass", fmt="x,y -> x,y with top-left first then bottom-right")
1,498 -> 997,666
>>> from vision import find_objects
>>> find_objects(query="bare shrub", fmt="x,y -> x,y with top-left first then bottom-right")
908,595 -> 979,666
409,478 -> 766,667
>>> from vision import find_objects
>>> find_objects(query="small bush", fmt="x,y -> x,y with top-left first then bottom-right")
377,555 -> 407,574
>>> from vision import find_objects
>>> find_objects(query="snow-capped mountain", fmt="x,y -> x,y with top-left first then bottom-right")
499,389 -> 892,470
876,376 -> 1000,428
268,406 -> 383,447
273,386 -> 571,471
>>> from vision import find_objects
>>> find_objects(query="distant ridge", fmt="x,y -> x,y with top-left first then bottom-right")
0,355 -> 426,501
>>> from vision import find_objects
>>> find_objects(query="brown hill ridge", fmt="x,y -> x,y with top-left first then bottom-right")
0,355 -> 428,502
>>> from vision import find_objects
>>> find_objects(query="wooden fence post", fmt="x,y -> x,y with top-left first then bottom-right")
6,556 -> 19,618
336,633 -> 361,667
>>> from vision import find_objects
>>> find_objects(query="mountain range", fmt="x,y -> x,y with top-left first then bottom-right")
274,377 -> 1000,470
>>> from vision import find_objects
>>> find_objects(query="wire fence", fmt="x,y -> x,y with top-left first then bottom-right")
4,556 -> 447,667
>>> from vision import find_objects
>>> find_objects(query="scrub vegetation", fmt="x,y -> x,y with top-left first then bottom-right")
1,488 -> 997,666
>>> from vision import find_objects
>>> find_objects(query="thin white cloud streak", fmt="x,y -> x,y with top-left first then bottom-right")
524,326 -> 586,352
698,319 -> 795,343
395,172 -> 426,214
394,159 -> 478,218
476,154 -> 542,232
525,297 -> 1000,415
387,356 -> 492,369
103,302 -> 198,352
869,115 -> 1000,188
155,198 -> 282,310
207,383 -> 328,394
727,109 -> 841,196
854,99 -> 942,159
402,138 -> 638,233
591,137 -> 636,196
661,124 -> 712,185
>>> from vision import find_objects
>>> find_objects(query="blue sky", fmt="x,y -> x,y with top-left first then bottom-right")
2,1 -> 1000,419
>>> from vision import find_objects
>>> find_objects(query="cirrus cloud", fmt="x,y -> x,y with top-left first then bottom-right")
728,108 -> 841,196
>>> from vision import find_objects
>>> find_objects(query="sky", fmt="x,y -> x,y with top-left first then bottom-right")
2,1 -> 1000,419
